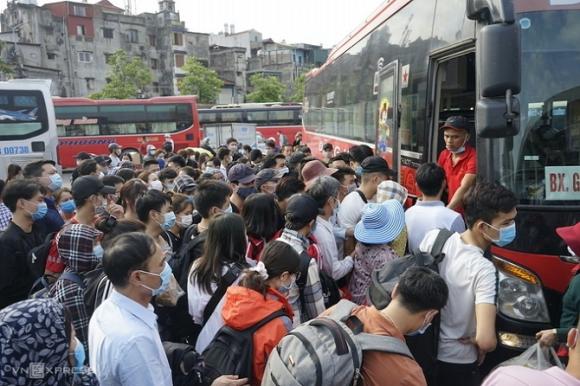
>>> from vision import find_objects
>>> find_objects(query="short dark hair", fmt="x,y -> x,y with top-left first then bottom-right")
349,145 -> 374,164
3,179 -> 42,212
416,163 -> 446,197
464,182 -> 518,229
226,137 -> 238,145
144,159 -> 159,168
265,139 -> 276,148
243,144 -> 252,153
22,160 -> 47,178
261,155 -> 278,169
250,149 -> 263,162
297,145 -> 311,155
276,175 -> 305,201
103,232 -> 157,287
102,175 -> 124,187
322,143 -> 333,152
330,152 -> 353,165
397,266 -> 449,313
193,180 -> 232,218
180,166 -> 199,179
101,219 -> 146,249
242,193 -> 282,240
331,166 -> 356,185
115,168 -> 135,182
78,159 -> 97,176
217,148 -> 231,161
168,155 -> 186,168
136,190 -> 171,223
158,168 -> 178,182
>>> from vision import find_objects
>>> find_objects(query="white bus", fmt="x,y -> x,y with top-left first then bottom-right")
0,79 -> 58,179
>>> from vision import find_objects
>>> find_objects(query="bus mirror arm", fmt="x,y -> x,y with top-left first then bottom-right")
505,89 -> 516,125
467,0 -> 515,24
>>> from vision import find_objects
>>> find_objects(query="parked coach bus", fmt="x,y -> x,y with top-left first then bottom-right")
198,103 -> 302,145
303,0 -> 580,366
54,96 -> 200,169
0,79 -> 58,179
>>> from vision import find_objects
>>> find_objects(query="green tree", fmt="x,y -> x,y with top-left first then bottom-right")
90,50 -> 152,99
177,57 -> 223,104
288,73 -> 306,103
246,74 -> 285,103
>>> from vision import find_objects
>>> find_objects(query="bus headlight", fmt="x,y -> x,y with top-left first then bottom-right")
493,257 -> 550,323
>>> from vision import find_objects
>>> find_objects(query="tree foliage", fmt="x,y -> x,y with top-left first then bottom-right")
246,74 -> 285,103
288,74 -> 306,103
90,50 -> 152,99
177,57 -> 223,104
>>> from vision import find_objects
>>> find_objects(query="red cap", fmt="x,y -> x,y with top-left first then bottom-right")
556,222 -> 580,256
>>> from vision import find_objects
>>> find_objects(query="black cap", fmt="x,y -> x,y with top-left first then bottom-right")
94,155 -> 112,166
75,152 -> 92,161
72,175 -> 116,202
255,168 -> 279,189
441,115 -> 469,131
285,193 -> 319,226
361,156 -> 393,176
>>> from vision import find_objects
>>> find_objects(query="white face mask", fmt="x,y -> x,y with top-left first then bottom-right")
178,214 -> 193,228
149,180 -> 163,191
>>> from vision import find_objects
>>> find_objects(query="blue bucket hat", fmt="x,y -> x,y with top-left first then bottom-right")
354,200 -> 405,244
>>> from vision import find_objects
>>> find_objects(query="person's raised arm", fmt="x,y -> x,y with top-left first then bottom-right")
447,173 -> 476,210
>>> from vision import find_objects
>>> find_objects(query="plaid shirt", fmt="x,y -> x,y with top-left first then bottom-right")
48,224 -> 102,354
278,229 -> 326,325
0,202 -> 12,231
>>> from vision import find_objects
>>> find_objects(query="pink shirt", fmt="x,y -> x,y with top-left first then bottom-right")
482,366 -> 580,386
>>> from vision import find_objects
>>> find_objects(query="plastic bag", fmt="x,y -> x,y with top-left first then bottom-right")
155,274 -> 185,307
498,343 -> 564,370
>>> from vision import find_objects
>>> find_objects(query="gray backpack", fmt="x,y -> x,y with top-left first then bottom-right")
262,299 -> 413,386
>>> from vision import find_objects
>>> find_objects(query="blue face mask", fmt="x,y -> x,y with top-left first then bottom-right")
48,173 -> 63,191
30,201 -> 48,221
72,337 -> 85,372
237,187 -> 257,199
93,244 -> 104,260
160,211 -> 176,231
485,222 -> 517,247
139,262 -> 173,297
60,199 -> 76,214
355,166 -> 363,177
223,204 -> 233,214
278,274 -> 296,294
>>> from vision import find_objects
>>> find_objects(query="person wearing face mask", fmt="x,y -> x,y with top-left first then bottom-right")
0,179 -> 47,309
139,170 -> 164,192
322,266 -> 448,386
419,182 -> 517,386
0,298 -> 99,385
22,160 -> 65,236
308,176 -> 354,281
220,241 -> 300,385
48,224 -> 104,359
163,194 -> 194,254
70,176 -> 117,227
136,190 -> 176,260
227,163 -> 257,211
437,116 -> 476,213
56,187 -> 76,221
255,168 -> 281,196
159,167 -> 178,192
535,222 -> 580,350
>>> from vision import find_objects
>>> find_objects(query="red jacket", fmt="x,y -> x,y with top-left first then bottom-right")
222,286 -> 293,385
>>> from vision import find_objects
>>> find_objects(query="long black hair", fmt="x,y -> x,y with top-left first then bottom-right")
242,193 -> 282,240
190,213 -> 248,293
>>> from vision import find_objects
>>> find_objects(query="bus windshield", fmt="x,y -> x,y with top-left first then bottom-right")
490,9 -> 580,205
0,91 -> 47,138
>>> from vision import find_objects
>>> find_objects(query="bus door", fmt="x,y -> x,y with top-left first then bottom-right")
375,60 -> 400,178
429,49 -> 476,161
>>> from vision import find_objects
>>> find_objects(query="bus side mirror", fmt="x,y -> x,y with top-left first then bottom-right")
478,23 -> 520,97
476,90 -> 520,138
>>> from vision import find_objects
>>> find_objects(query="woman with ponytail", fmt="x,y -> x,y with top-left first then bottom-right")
221,240 -> 300,385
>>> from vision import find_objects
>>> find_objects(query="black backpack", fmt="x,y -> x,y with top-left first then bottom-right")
163,341 -> 208,386
27,231 -> 58,279
83,267 -> 112,318
368,228 -> 453,386
202,309 -> 286,383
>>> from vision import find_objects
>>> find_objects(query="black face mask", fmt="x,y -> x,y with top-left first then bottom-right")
237,187 -> 257,199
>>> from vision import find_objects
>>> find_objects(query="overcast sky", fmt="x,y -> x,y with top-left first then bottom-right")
0,0 -> 385,48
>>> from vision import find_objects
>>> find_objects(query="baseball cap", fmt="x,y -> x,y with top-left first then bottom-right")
94,155 -> 112,166
302,160 -> 338,188
173,174 -> 197,194
361,156 -> 393,176
285,193 -> 320,226
556,223 -> 580,256
72,175 -> 116,202
441,116 -> 469,131
228,163 -> 256,184
75,152 -> 92,161
255,168 -> 280,190
108,143 -> 121,151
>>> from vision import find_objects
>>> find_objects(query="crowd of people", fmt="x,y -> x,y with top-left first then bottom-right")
0,121 -> 578,386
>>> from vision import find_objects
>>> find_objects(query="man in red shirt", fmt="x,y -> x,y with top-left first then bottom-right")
437,116 -> 476,212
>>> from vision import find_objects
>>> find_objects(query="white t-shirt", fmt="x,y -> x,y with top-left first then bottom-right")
338,190 -> 372,229
420,230 -> 497,364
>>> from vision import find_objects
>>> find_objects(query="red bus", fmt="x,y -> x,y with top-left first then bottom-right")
198,103 -> 302,146
54,96 -> 200,169
304,0 -> 580,367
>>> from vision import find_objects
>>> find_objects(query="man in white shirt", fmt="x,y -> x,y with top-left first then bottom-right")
406,163 -> 466,251
338,156 -> 393,255
419,182 -> 518,386
308,176 -> 354,280
108,143 -> 122,169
